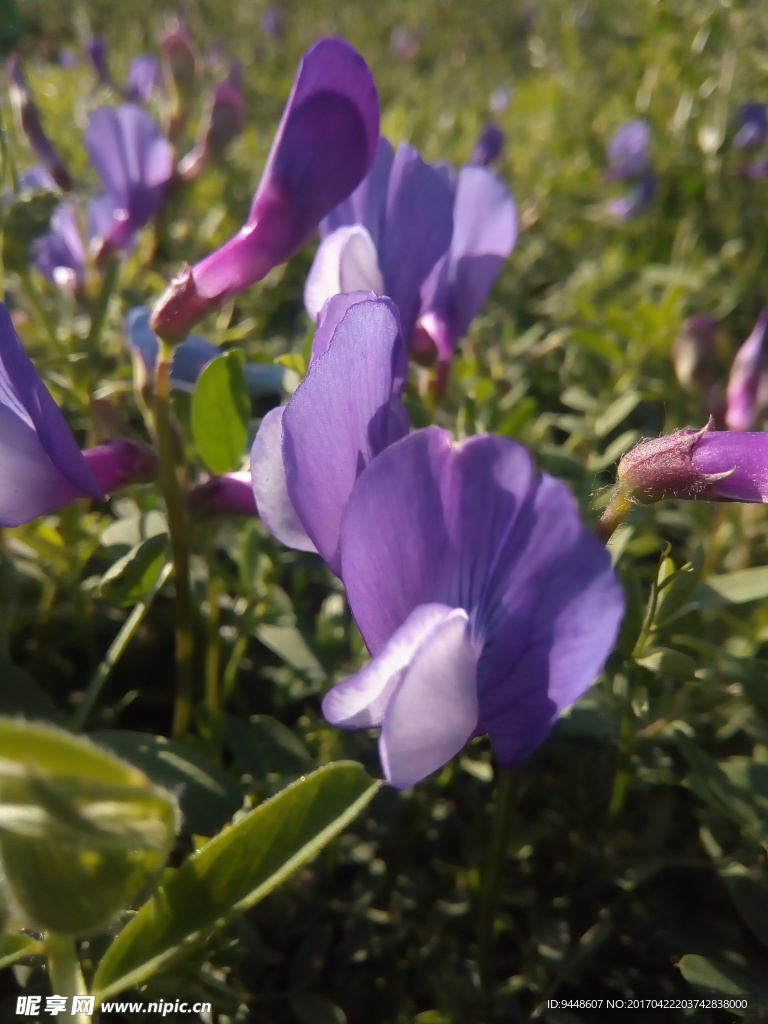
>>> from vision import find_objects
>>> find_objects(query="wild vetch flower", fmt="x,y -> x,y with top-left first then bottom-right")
85,104 -> 174,253
150,38 -> 380,342
733,102 -> 768,151
604,119 -> 655,218
85,35 -> 115,89
19,168 -> 86,290
177,61 -> 246,182
305,137 -> 454,341
618,419 -> 768,504
413,165 -> 517,390
8,56 -> 72,191
125,55 -> 162,104
188,471 -> 258,516
0,303 -> 156,525
725,309 -> 768,431
251,294 -> 408,574
322,427 -> 623,788
125,306 -> 288,398
469,123 -> 504,167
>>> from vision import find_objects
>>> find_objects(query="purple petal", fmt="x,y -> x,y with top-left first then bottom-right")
379,606 -> 478,788
606,119 -> 651,179
733,102 -> 768,150
469,123 -> 504,167
250,407 -> 316,552
323,603 -> 460,728
85,105 -> 173,240
282,297 -> 408,574
32,201 -> 86,289
304,226 -> 384,320
726,309 -> 768,431
605,175 -> 656,219
692,432 -> 768,502
311,290 -> 381,362
321,136 -> 394,250
0,304 -> 102,525
188,470 -> 258,516
124,56 -> 162,104
380,145 -> 455,338
339,429 -> 623,766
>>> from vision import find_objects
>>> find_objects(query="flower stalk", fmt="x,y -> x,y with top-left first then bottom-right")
45,933 -> 90,1024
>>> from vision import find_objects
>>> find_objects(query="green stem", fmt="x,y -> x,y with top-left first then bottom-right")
45,932 -> 90,1023
154,340 -> 196,740
478,767 -> 517,1023
595,488 -> 634,544
85,253 -> 120,355
18,269 -> 64,355
71,563 -> 173,731
204,539 -> 221,718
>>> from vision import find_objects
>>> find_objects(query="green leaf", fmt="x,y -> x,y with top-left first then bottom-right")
92,731 -> 243,836
678,953 -> 765,1001
720,866 -> 768,949
99,535 -> 169,607
224,714 -> 314,777
290,994 -> 347,1024
92,762 -> 381,1002
682,567 -> 768,614
255,623 -> 325,680
192,350 -> 250,474
0,656 -> 63,723
2,190 -> 59,272
0,932 -> 44,969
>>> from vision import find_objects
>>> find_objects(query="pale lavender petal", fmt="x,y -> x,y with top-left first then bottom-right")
379,607 -> 478,788
726,309 -> 768,431
250,407 -> 316,552
323,603 -> 458,728
321,136 -> 394,250
311,290 -> 380,363
381,145 -> 454,338
125,55 -> 161,103
692,432 -> 768,501
283,297 -> 407,574
304,226 -> 383,321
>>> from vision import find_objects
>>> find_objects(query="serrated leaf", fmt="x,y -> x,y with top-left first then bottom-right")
99,534 -> 168,606
192,349 -> 250,474
92,763 -> 381,1002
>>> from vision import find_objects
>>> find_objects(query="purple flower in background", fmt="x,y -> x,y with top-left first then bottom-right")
726,309 -> 768,431
261,7 -> 285,40
251,295 -> 408,575
618,419 -> 768,505
161,17 -> 200,100
19,168 -> 86,290
188,471 -> 258,516
414,165 -> 517,390
8,57 -> 72,191
125,55 -> 162,104
469,123 -> 504,167
177,61 -> 246,182
125,307 -> 288,397
85,105 -> 174,252
85,35 -> 115,89
304,137 -> 454,342
733,102 -> 768,150
0,303 -> 155,525
322,428 -> 624,788
604,120 -> 655,218
150,38 -> 380,342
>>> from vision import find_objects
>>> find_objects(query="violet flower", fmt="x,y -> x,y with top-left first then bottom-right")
322,427 -> 623,787
125,56 -> 162,104
733,102 -> 768,151
0,303 -> 155,526
125,306 -> 288,398
8,57 -> 72,191
604,119 -> 655,218
618,419 -> 768,504
469,123 -> 504,167
85,104 -> 174,253
251,294 -> 408,575
304,137 -> 454,341
85,36 -> 115,90
19,168 -> 86,290
725,310 -> 768,431
188,471 -> 258,516
150,38 -> 380,342
177,61 -> 246,182
414,165 -> 517,390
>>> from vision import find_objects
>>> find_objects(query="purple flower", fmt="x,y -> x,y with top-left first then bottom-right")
8,57 -> 72,191
618,419 -> 768,504
85,36 -> 113,88
19,168 -> 86,290
125,56 -> 162,104
251,295 -> 408,575
0,303 -> 155,525
150,38 -> 380,342
304,137 -> 455,342
606,120 -> 652,179
414,165 -> 517,390
85,105 -> 174,252
725,309 -> 768,431
322,427 -> 623,787
469,123 -> 504,167
161,19 -> 200,99
261,7 -> 285,40
177,62 -> 246,182
605,175 -> 656,219
733,102 -> 768,150
188,471 -> 258,516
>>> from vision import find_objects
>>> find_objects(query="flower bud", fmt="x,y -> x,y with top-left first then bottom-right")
0,719 -> 179,936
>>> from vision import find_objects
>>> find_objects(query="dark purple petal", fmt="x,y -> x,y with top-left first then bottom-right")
380,145 -> 454,338
250,407 -> 316,552
339,428 -> 623,767
282,297 -> 408,574
86,36 -> 111,84
8,57 -> 72,191
85,105 -> 173,242
321,136 -> 394,250
606,119 -> 651,179
469,123 -> 504,167
0,304 -> 102,524
82,440 -> 158,491
188,470 -> 258,516
304,227 -> 383,320
726,309 -> 768,431
733,102 -> 768,150
606,175 -> 656,219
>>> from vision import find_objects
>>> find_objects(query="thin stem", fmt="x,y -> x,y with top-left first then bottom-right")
18,269 -> 64,355
71,563 -> 173,731
85,253 -> 120,355
154,339 -> 196,740
204,538 -> 222,718
478,767 -> 517,1023
595,488 -> 634,544
45,932 -> 90,1024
